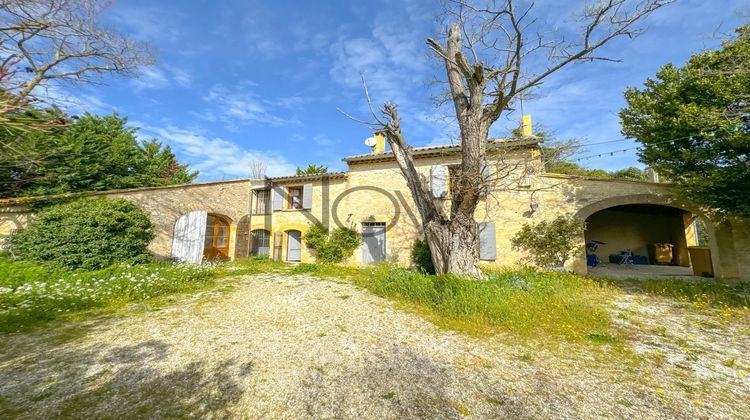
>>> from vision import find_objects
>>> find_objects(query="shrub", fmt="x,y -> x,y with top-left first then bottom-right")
411,239 -> 436,274
9,198 -> 154,270
305,223 -> 360,263
511,216 -> 585,269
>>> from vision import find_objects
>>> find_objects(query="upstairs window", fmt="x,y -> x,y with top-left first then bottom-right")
288,186 -> 303,209
254,189 -> 270,214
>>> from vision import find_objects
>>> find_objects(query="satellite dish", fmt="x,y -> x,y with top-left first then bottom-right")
364,136 -> 377,147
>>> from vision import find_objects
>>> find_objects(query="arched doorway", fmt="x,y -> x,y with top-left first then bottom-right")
203,214 -> 231,260
571,193 -> 732,279
251,229 -> 271,257
583,204 -> 697,277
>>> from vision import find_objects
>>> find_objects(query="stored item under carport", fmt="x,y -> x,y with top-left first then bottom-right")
652,243 -> 674,265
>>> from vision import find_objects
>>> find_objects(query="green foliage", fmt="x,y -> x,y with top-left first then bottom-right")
212,256 -> 287,277
304,223 -> 360,263
0,255 -> 213,332
546,160 -> 648,181
313,263 -> 616,340
9,198 -> 154,270
620,25 -> 750,216
411,239 -> 435,274
609,167 -> 649,181
537,131 -> 648,181
295,164 -> 328,176
0,112 -> 198,198
511,216 -> 586,268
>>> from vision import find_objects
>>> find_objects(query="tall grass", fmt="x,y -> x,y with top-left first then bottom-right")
0,254 -> 214,332
636,279 -> 750,310
303,263 -> 619,342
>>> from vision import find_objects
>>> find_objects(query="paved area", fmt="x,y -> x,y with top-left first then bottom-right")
0,274 -> 747,419
589,264 -> 700,280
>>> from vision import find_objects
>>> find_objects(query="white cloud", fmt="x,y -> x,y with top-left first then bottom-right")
132,66 -> 193,91
109,5 -> 182,43
39,85 -> 116,116
137,124 -> 296,180
312,134 -> 339,146
328,9 -> 432,106
201,83 -> 300,128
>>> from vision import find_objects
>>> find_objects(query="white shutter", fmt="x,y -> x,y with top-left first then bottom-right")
302,183 -> 313,209
248,191 -> 254,215
482,159 -> 490,180
272,186 -> 284,211
480,159 -> 490,197
171,210 -> 207,264
478,222 -> 496,261
430,165 -> 448,198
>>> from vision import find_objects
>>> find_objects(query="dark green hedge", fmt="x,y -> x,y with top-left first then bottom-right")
10,198 -> 154,270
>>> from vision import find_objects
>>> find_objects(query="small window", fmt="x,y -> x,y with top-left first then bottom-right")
288,186 -> 303,209
254,189 -> 270,214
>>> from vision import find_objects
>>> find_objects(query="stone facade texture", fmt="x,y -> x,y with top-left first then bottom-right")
1,143 -> 748,281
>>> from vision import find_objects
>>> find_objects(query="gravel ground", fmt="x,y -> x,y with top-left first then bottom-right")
0,274 -> 748,419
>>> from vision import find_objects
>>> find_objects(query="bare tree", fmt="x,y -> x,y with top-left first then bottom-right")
0,0 -> 153,108
356,0 -> 673,276
249,159 -> 267,179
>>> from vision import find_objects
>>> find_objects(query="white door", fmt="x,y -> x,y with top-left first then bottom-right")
362,222 -> 386,265
286,230 -> 302,262
171,211 -> 207,263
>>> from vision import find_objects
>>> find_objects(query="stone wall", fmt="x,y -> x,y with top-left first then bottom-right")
1,145 -> 747,281
106,180 -> 253,260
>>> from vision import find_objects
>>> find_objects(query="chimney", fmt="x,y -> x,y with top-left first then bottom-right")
373,131 -> 386,153
521,114 -> 533,137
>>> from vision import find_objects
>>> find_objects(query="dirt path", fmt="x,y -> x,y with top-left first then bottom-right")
1,274 -> 748,419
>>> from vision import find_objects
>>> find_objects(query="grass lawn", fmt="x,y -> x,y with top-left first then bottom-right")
1,256 -> 748,417
3,253 -> 748,343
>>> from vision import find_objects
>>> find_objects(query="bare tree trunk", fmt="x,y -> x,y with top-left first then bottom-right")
354,0 -> 670,277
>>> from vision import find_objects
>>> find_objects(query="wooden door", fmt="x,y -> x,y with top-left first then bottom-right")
203,215 -> 230,260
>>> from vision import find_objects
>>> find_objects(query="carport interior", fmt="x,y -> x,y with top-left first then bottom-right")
584,204 -> 692,267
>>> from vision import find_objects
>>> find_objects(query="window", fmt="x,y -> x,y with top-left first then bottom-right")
254,189 -> 270,214
288,186 -> 303,209
251,229 -> 270,257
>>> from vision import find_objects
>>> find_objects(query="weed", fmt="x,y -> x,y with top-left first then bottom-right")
517,353 -> 533,362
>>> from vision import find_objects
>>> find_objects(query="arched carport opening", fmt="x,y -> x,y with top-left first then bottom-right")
171,211 -> 234,263
584,204 -> 704,278
573,194 -> 725,280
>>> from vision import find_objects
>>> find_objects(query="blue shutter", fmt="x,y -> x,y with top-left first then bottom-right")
302,183 -> 313,209
478,222 -> 496,261
272,186 -> 284,211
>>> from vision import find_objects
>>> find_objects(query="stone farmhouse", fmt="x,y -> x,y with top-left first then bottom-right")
1,132 -> 748,281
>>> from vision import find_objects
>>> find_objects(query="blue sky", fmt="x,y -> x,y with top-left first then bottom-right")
62,0 -> 748,180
